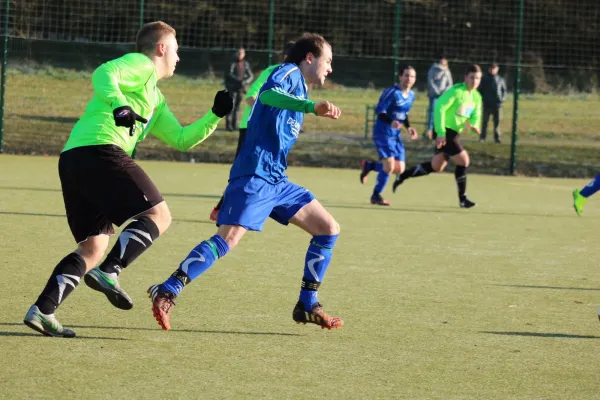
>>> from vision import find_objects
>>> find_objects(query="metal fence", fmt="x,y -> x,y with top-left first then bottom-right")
1,0 -> 599,175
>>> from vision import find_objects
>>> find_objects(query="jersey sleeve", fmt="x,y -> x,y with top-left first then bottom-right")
150,103 -> 221,152
258,66 -> 315,114
245,65 -> 277,100
434,86 -> 457,137
470,92 -> 483,129
91,55 -> 153,109
375,88 -> 394,115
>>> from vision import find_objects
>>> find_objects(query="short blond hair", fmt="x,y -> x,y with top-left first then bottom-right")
136,21 -> 176,54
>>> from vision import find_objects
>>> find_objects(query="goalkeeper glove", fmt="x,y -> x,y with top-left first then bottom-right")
113,106 -> 148,136
211,90 -> 234,118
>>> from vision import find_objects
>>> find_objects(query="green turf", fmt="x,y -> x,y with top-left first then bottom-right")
3,68 -> 600,177
1,154 -> 600,399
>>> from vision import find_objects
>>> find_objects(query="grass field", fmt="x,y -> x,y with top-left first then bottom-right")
3,68 -> 600,177
2,154 -> 600,399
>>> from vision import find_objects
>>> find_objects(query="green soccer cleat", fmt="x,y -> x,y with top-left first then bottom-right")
23,305 -> 76,338
84,267 -> 134,310
572,189 -> 586,216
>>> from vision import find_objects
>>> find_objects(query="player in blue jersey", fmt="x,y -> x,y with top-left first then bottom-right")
147,33 -> 344,331
572,174 -> 600,216
360,66 -> 418,205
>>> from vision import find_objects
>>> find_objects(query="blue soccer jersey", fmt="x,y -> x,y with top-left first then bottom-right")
373,86 -> 416,138
229,63 -> 308,184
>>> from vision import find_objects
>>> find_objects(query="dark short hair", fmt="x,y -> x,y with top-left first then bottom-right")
136,21 -> 176,54
285,33 -> 330,65
399,65 -> 416,76
465,64 -> 482,75
283,41 -> 295,57
490,63 -> 499,69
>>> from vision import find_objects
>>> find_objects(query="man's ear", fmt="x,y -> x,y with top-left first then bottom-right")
156,42 -> 166,57
305,52 -> 314,65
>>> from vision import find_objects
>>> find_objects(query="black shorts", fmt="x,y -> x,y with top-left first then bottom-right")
433,128 -> 465,157
58,145 -> 164,243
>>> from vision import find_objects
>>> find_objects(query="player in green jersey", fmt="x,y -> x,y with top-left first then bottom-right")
210,41 -> 296,221
24,21 -> 233,337
392,64 -> 482,208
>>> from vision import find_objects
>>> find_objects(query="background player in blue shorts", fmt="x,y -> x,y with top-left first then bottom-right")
147,33 -> 344,331
360,66 -> 418,206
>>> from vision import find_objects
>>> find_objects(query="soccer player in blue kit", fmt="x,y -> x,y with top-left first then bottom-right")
148,33 -> 344,331
360,66 -> 418,206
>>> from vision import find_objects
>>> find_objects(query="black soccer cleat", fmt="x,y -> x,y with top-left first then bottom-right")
360,160 -> 372,185
459,198 -> 476,208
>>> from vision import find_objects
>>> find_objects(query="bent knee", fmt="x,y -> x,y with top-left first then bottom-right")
145,202 -> 172,233
324,218 -> 341,236
76,242 -> 107,267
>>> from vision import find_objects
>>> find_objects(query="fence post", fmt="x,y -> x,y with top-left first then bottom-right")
267,0 -> 275,64
0,0 -> 10,153
392,0 -> 401,82
509,0 -> 524,175
364,105 -> 370,139
139,0 -> 145,28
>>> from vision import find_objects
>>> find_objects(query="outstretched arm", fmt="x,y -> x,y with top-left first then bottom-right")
151,91 -> 233,152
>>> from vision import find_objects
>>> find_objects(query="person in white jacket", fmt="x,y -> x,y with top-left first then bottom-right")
425,56 -> 453,139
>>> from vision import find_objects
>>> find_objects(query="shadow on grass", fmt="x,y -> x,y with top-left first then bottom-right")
0,330 -> 128,340
1,185 -> 582,219
14,115 -> 80,124
495,284 -> 600,291
321,202 -> 580,219
481,331 -> 600,339
0,186 -> 220,200
0,211 -> 215,225
0,323 -> 301,337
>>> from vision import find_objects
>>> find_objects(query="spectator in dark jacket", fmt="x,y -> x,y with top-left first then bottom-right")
224,47 -> 254,131
425,56 -> 453,140
478,64 -> 507,143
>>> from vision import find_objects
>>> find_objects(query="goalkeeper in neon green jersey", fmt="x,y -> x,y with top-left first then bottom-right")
210,41 -> 296,221
23,21 -> 233,338
393,64 -> 482,208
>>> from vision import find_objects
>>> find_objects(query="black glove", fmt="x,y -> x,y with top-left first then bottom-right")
211,90 -> 234,118
113,106 -> 148,136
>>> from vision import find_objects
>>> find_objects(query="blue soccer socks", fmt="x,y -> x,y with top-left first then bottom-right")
162,235 -> 230,296
299,235 -> 338,310
580,174 -> 600,198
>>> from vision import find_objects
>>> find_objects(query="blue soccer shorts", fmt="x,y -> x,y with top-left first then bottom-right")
217,176 -> 316,231
373,136 -> 406,161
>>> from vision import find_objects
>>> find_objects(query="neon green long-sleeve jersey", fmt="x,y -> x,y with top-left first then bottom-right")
238,64 -> 280,129
434,82 -> 482,137
63,53 -> 221,156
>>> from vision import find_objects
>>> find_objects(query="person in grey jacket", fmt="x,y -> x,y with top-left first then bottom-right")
478,63 -> 507,143
224,47 -> 254,131
425,56 -> 453,139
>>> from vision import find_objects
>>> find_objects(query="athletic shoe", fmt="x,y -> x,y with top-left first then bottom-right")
210,207 -> 219,222
148,284 -> 176,331
23,305 -> 76,338
392,174 -> 405,193
84,267 -> 133,310
360,160 -> 371,185
573,189 -> 586,216
292,301 -> 343,330
370,194 -> 391,206
459,198 -> 476,208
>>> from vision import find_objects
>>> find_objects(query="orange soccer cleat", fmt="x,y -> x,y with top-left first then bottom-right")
292,301 -> 344,330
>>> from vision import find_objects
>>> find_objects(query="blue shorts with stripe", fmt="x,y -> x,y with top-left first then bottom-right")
217,176 -> 315,231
